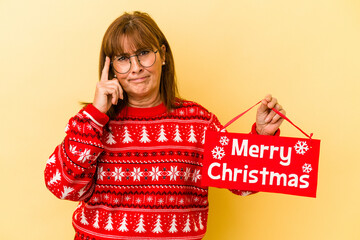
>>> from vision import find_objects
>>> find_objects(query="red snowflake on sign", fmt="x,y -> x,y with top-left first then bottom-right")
302,163 -> 312,173
212,146 -> 225,160
219,136 -> 229,146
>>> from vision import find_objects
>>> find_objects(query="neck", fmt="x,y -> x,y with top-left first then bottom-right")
127,93 -> 162,108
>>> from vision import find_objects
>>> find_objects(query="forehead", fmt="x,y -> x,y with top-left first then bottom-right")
119,36 -> 144,54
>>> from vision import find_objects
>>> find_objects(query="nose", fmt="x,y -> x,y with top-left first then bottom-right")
129,55 -> 143,73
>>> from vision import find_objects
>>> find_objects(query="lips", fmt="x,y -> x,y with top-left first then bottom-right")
129,76 -> 149,82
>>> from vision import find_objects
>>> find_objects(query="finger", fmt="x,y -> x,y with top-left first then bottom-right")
259,94 -> 273,112
108,79 -> 123,100
265,94 -> 272,102
112,85 -> 120,105
110,78 -> 123,101
103,82 -> 118,105
261,94 -> 272,105
111,79 -> 123,100
117,82 -> 124,100
265,111 -> 276,123
101,56 -> 110,82
265,103 -> 281,123
112,92 -> 117,105
267,97 -> 278,109
110,86 -> 119,105
271,109 -> 286,124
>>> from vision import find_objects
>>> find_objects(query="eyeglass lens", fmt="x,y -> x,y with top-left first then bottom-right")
112,50 -> 157,74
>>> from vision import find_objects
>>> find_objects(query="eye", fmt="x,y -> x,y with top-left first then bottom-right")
138,50 -> 150,56
115,56 -> 128,62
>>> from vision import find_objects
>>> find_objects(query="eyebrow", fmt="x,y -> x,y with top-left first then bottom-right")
115,47 -> 152,57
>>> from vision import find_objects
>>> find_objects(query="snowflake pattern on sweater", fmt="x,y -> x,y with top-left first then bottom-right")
44,100 -> 255,240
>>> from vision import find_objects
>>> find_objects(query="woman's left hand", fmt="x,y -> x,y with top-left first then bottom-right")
256,94 -> 286,135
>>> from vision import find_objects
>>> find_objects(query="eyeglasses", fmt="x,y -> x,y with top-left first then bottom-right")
111,49 -> 159,74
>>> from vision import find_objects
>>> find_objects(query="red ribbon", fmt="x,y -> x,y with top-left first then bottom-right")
223,100 -> 313,139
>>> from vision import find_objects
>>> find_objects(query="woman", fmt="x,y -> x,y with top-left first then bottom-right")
44,11 -> 285,240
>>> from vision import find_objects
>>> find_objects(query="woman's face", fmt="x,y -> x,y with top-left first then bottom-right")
113,36 -> 165,106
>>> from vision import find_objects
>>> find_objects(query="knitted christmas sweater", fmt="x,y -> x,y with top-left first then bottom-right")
44,100 -> 257,240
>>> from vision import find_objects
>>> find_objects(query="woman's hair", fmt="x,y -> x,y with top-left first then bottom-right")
80,11 -> 180,124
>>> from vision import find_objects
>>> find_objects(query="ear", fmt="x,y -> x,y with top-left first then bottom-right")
160,44 -> 166,62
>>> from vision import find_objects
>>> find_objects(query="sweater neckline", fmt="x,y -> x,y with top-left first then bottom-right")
122,102 -> 167,117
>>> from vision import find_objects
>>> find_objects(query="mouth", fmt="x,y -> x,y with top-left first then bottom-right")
129,76 -> 149,82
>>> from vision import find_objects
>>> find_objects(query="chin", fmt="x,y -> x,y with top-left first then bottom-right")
128,90 -> 154,99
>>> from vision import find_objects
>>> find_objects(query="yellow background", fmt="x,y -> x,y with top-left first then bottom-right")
1,0 -> 359,239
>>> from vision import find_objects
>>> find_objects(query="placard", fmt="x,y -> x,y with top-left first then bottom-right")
202,130 -> 321,198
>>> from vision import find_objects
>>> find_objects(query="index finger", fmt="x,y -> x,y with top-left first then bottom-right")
100,56 -> 110,82
259,94 -> 273,112
261,94 -> 272,105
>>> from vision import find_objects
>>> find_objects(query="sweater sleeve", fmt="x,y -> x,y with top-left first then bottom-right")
207,114 -> 258,197
44,104 -> 109,201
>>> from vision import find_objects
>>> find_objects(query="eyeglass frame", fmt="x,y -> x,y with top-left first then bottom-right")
111,49 -> 159,74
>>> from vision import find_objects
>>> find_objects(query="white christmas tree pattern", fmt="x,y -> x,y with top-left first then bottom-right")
188,125 -> 197,143
122,126 -> 133,144
60,186 -> 74,199
80,208 -> 89,225
193,220 -> 198,232
152,215 -> 163,233
135,214 -> 146,233
294,141 -> 309,155
106,131 -> 117,145
157,125 -> 168,142
118,213 -> 129,232
302,163 -> 312,173
173,125 -> 183,142
140,126 -> 151,143
93,210 -> 100,229
212,146 -> 225,160
104,213 -> 113,231
78,186 -> 87,198
168,215 -> 178,233
48,169 -> 61,186
219,136 -> 229,146
198,213 -> 204,230
46,154 -> 56,165
183,215 -> 191,232
69,145 -> 77,155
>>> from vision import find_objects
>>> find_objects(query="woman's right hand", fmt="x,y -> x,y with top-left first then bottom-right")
92,56 -> 124,114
